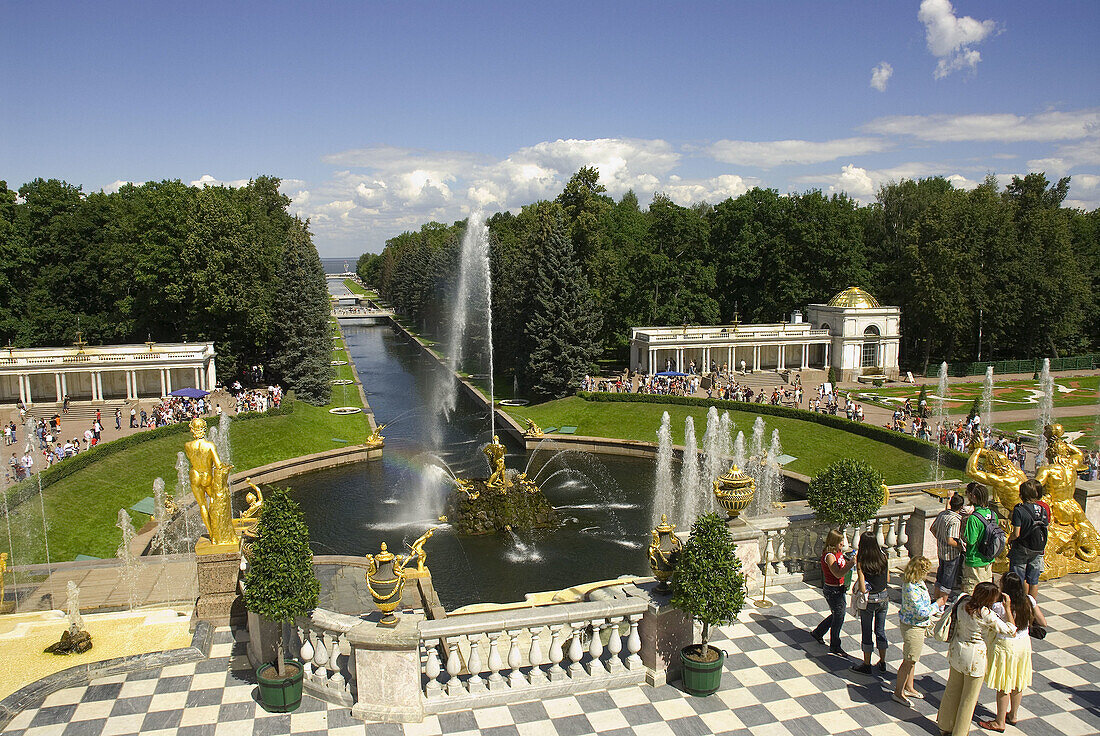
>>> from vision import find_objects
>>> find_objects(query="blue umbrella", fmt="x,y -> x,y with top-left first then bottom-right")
654,371 -> 689,377
169,387 -> 209,398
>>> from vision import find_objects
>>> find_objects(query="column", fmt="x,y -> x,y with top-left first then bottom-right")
752,346 -> 759,372
23,375 -> 32,404
96,372 -> 104,401
207,360 -> 216,390
801,344 -> 808,370
778,345 -> 785,371
18,375 -> 27,405
129,371 -> 137,399
648,349 -> 655,374
194,367 -> 201,390
727,346 -> 733,372
60,373 -> 68,399
165,369 -> 172,394
824,343 -> 830,370
159,369 -> 167,397
703,347 -> 710,371
676,348 -> 684,372
55,373 -> 63,402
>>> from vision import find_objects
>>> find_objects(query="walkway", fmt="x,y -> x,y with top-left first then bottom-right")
4,576 -> 1098,736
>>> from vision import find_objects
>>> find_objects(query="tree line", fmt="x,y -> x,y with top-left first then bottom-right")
360,169 -> 1098,399
0,176 -> 334,404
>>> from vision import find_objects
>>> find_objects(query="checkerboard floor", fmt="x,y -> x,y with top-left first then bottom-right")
5,577 -> 1100,736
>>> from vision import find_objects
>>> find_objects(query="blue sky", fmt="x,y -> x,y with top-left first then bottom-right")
2,1 -> 1097,256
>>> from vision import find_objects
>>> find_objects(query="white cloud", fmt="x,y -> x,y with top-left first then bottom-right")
918,0 -> 997,78
863,109 -> 1100,143
190,174 -> 253,188
662,174 -> 755,206
100,179 -> 145,194
794,162 -> 981,201
870,62 -> 893,92
706,137 -> 891,168
1026,138 -> 1100,175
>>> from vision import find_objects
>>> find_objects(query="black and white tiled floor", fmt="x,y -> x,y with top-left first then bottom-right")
5,578 -> 1100,735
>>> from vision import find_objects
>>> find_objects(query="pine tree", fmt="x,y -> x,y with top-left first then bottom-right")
523,205 -> 601,400
269,221 -> 333,404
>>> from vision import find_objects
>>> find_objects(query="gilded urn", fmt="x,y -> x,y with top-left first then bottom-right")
648,514 -> 683,593
366,542 -> 407,627
713,464 -> 756,519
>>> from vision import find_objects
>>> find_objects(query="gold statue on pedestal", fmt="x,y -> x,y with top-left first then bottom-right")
966,435 -> 1027,573
524,419 -> 543,438
405,527 -> 436,572
365,423 -> 386,448
484,435 -> 508,491
184,418 -> 239,553
233,479 -> 265,539
1036,424 -> 1100,577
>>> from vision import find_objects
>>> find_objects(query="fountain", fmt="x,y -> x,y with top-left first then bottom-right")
980,366 -> 995,431
679,417 -> 701,529
651,412 -> 675,527
745,429 -> 783,516
44,581 -> 92,655
1036,358 -> 1054,465
931,362 -> 949,483
732,431 -> 746,469
115,509 -> 139,611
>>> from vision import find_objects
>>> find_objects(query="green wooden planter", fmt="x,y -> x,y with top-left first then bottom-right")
681,646 -> 725,696
256,660 -> 304,712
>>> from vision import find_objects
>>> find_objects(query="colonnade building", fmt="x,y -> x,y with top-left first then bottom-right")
0,340 -> 217,406
629,287 -> 901,382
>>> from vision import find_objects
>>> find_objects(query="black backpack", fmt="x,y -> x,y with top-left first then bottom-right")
1016,503 -> 1049,554
975,508 -> 1007,560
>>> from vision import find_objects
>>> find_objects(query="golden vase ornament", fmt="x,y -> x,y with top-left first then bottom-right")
648,514 -> 683,594
366,542 -> 407,627
713,464 -> 756,519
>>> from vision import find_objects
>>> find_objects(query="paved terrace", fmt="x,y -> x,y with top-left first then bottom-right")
4,575 -> 1098,736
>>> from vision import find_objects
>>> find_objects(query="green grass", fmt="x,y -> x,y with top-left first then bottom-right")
995,415 -> 1099,449
503,397 -> 965,486
852,376 -> 1099,412
342,279 -> 378,299
4,342 -> 370,565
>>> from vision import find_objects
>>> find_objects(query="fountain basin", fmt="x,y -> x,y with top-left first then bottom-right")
328,407 -> 362,415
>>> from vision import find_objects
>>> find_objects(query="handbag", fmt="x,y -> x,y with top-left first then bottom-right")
931,595 -> 969,643
1029,622 -> 1047,639
848,588 -> 868,617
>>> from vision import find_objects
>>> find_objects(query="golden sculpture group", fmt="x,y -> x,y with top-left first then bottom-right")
184,418 -> 240,553
455,435 -> 541,498
365,423 -> 386,448
967,424 -> 1099,579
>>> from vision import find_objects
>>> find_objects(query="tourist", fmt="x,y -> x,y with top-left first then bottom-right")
810,529 -> 854,656
893,555 -> 935,706
115,407 -> 122,430
931,493 -> 966,606
129,407 -> 137,428
2,423 -> 10,446
980,571 -> 1045,731
1008,479 -> 1048,599
961,482 -> 997,594
937,582 -> 1016,736
851,531 -> 890,676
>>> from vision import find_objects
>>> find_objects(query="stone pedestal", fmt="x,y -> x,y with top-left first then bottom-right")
348,612 -> 424,723
627,580 -> 693,687
195,546 -> 243,625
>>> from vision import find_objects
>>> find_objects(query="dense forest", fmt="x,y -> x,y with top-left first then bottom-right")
0,176 -> 333,404
359,169 -> 1099,397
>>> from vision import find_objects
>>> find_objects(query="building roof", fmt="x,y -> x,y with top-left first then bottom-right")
826,286 -> 880,309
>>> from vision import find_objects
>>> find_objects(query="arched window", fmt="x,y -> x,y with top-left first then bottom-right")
864,324 -> 881,336
820,323 -> 831,332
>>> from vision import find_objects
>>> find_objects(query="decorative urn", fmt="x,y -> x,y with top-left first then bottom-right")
648,514 -> 683,594
365,542 -> 407,627
713,464 -> 756,519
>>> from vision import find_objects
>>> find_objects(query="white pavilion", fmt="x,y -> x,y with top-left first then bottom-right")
629,287 -> 901,381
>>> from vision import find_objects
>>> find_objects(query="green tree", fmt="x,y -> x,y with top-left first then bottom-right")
670,512 -> 747,652
807,459 -> 885,529
269,221 -> 334,405
524,204 -> 601,399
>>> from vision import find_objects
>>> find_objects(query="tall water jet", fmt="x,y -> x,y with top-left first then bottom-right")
980,366 -> 995,431
931,362 -> 949,483
173,452 -> 198,554
652,412 -> 675,527
747,429 -> 783,516
24,419 -> 52,590
733,431 -> 746,470
213,413 -> 232,470
679,417 -> 701,529
1036,358 -> 1054,465
65,580 -> 84,632
750,417 -> 766,459
701,408 -> 723,515
152,477 -> 173,605
435,212 -> 494,438
115,509 -> 139,611
720,412 -> 733,461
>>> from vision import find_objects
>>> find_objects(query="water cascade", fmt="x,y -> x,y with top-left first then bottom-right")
980,366 -> 995,431
931,362 -> 949,483
1036,358 -> 1054,466
733,431 -> 746,470
115,509 -> 139,611
652,412 -> 675,527
679,417 -> 701,529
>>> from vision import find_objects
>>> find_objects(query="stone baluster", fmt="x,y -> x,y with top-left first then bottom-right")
528,625 -> 547,684
586,621 -> 605,676
547,624 -> 566,682
898,511 -> 910,557
424,639 -> 443,697
445,639 -> 464,696
293,624 -> 307,664
299,629 -> 315,678
884,515 -> 898,557
486,631 -> 505,690
313,630 -> 330,685
345,638 -> 356,696
626,615 -> 642,670
467,635 -> 486,692
775,529 -> 788,575
567,623 -> 585,677
329,634 -> 345,691
606,618 -> 623,673
507,630 -> 525,687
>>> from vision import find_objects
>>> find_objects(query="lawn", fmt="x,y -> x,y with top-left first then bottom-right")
503,397 -> 964,486
853,376 -> 1099,412
995,415 -> 1099,449
3,340 -> 370,565
342,279 -> 377,299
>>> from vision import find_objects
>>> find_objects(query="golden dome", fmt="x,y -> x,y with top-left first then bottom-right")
827,287 -> 880,309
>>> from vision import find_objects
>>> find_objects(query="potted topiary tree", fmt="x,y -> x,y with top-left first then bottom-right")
806,458 -> 885,534
669,512 -> 747,697
242,487 -> 319,713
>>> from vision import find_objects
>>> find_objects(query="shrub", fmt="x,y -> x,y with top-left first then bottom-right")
807,458 -> 885,529
670,512 -> 747,653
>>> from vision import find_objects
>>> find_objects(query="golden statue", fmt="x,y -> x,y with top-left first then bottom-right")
454,477 -> 479,500
524,419 -> 543,438
405,527 -> 436,572
184,418 -> 239,552
484,435 -> 507,490
966,435 -> 1027,572
1036,424 -> 1100,577
366,423 -> 387,448
233,479 -> 265,538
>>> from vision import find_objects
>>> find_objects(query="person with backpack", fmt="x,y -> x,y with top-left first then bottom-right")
931,493 -> 967,607
1008,479 -> 1048,599
961,482 -> 1004,594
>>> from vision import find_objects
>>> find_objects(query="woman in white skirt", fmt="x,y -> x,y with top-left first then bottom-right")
979,571 -> 1047,731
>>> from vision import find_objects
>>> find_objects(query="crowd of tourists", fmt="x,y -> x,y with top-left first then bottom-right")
811,478 -> 1051,733
5,414 -> 106,483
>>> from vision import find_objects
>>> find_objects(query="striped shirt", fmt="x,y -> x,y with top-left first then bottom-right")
932,509 -> 962,561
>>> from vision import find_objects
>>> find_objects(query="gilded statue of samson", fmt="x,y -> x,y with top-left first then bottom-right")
184,418 -> 238,551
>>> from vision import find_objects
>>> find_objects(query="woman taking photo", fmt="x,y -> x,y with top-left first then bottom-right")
893,556 -> 935,705
980,572 -> 1047,731
937,582 -> 1017,736
811,530 -> 854,656
852,531 -> 890,676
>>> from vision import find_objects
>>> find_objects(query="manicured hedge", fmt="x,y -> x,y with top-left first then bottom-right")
576,391 -> 968,471
6,399 -> 295,508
